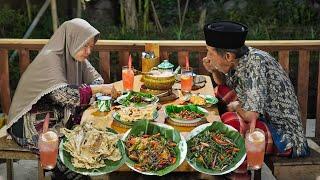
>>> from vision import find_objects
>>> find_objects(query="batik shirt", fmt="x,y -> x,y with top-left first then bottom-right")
225,47 -> 309,157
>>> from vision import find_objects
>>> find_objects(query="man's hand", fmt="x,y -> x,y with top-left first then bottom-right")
227,101 -> 240,112
227,101 -> 259,134
202,57 -> 216,73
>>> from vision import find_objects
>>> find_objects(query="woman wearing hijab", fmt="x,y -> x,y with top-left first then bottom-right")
2,18 -> 113,152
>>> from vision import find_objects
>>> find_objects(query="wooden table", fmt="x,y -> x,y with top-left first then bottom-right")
90,75 -> 222,177
111,75 -> 220,134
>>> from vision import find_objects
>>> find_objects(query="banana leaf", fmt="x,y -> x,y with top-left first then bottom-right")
116,91 -> 159,106
186,122 -> 246,175
59,128 -> 127,176
112,108 -> 159,126
123,120 -> 186,176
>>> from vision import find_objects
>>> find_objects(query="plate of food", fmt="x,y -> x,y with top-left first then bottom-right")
164,104 -> 208,124
122,120 -> 187,176
59,123 -> 127,176
186,121 -> 246,175
180,94 -> 218,107
112,104 -> 159,126
115,91 -> 159,107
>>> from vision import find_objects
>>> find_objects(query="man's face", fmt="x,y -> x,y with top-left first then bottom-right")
74,38 -> 95,62
203,46 -> 233,74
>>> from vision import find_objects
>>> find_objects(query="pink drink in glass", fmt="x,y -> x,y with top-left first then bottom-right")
181,67 -> 193,93
122,66 -> 134,91
245,129 -> 265,170
38,131 -> 59,170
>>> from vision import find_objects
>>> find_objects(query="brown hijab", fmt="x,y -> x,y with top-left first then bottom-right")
7,18 -> 100,129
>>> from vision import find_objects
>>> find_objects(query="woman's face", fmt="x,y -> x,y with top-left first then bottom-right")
74,38 -> 95,62
203,46 -> 234,74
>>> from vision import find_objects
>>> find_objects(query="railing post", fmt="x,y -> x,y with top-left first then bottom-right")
178,51 -> 189,67
297,50 -> 310,133
119,51 -> 130,68
160,51 -> 169,60
0,49 -> 11,114
278,50 -> 290,74
19,49 -> 30,75
99,51 -> 111,83
198,52 -> 210,75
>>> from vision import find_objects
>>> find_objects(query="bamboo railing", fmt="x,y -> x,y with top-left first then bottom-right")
0,39 -> 319,140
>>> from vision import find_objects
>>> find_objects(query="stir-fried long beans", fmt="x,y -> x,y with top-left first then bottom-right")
187,130 -> 240,171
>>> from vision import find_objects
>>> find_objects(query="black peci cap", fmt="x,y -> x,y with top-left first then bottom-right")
204,21 -> 248,49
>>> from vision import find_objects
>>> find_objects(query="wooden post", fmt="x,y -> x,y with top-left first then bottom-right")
297,50 -> 310,133
119,51 -> 130,68
278,50 -> 290,74
6,159 -> 13,180
38,160 -> 45,180
19,49 -> 30,75
99,51 -> 111,83
198,52 -> 210,75
50,0 -> 59,32
160,51 -> 169,60
0,49 -> 11,115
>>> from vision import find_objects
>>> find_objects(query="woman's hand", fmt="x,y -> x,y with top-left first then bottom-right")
90,84 -> 114,95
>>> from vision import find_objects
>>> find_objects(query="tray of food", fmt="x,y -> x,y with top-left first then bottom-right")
115,91 -> 159,107
112,104 -> 158,127
164,104 -> 208,124
180,94 -> 218,107
186,121 -> 246,175
59,123 -> 126,176
122,120 -> 187,176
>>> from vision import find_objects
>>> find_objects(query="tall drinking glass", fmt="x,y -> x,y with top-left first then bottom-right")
122,66 -> 134,91
245,129 -> 265,170
38,131 -> 59,170
181,67 -> 193,93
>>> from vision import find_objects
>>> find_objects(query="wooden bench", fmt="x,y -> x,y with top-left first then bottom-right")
0,136 -> 44,180
265,148 -> 320,180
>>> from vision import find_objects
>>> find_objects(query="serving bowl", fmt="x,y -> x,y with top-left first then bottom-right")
142,70 -> 176,90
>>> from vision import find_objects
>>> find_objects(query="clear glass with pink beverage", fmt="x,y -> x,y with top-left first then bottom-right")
38,131 -> 59,170
245,129 -> 265,170
181,67 -> 193,93
122,66 -> 134,91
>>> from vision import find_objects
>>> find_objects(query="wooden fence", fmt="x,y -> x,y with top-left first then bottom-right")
0,39 -> 319,141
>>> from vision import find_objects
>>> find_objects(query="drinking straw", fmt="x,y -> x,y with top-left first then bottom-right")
42,113 -> 50,133
185,55 -> 189,69
128,54 -> 132,70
